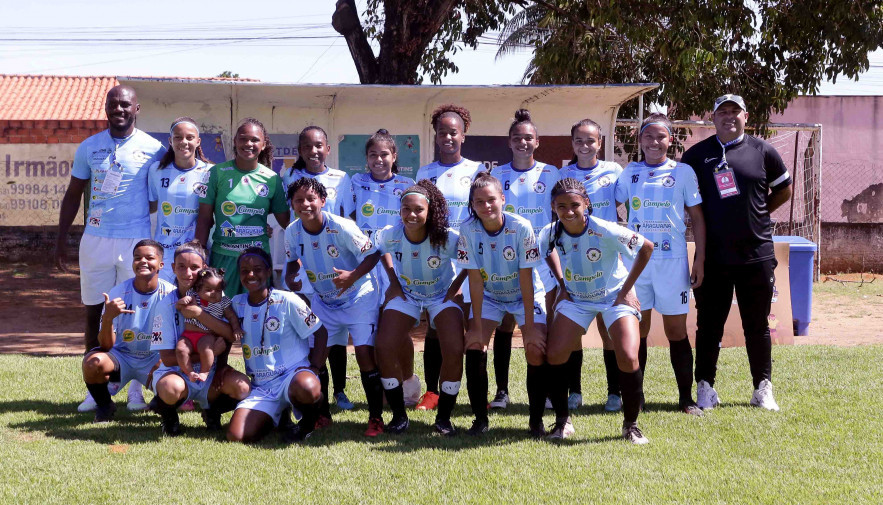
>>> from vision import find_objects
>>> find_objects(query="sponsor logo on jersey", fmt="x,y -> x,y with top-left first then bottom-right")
361,202 -> 375,217
325,227 -> 339,234
489,272 -> 518,282
237,205 -> 266,216
220,221 -> 235,237
525,247 -> 540,261
662,240 -> 671,251
304,312 -> 318,328
160,202 -> 173,216
317,272 -> 340,282
641,199 -> 672,209
631,196 -> 641,211
502,246 -> 516,261
490,242 -> 497,251
661,175 -> 675,188
504,204 -> 515,213
480,268 -> 489,282
534,181 -> 546,193
572,271 -> 603,282
564,268 -> 572,281
264,316 -> 280,332
250,344 -> 281,357
627,234 -> 640,250
517,207 -> 543,215
457,249 -> 469,263
122,329 -> 136,342
587,248 -> 602,262
242,344 -> 252,359
88,217 -> 101,227
400,274 -> 412,286
174,206 -> 198,215
312,241 -> 319,250
306,270 -> 317,283
504,228 -> 516,234
412,250 -> 419,258
192,183 -> 207,198
327,245 -> 339,258
221,200 -> 237,216
218,241 -> 263,252
151,331 -> 163,344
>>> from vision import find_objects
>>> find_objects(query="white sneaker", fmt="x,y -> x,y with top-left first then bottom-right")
696,380 -> 720,410
402,375 -> 422,407
77,392 -> 97,413
622,422 -> 649,445
750,379 -> 780,411
603,394 -> 622,412
544,397 -> 553,410
127,381 -> 149,411
567,393 -> 583,410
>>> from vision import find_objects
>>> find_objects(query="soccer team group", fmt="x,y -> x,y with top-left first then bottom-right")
55,85 -> 793,445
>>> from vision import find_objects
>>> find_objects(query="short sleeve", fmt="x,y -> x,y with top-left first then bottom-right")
200,166 -> 218,206
341,219 -> 375,261
764,144 -> 791,189
614,168 -> 630,204
518,222 -> 541,269
71,141 -> 92,181
150,294 -> 180,351
443,229 -> 460,262
680,164 -> 702,207
270,174 -> 289,214
283,225 -> 300,262
284,294 -> 322,340
339,174 -> 355,216
599,219 -> 644,262
374,225 -> 393,255
147,161 -> 159,202
537,224 -> 552,259
455,226 -> 476,268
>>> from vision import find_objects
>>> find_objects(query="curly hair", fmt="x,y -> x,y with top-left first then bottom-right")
568,118 -> 602,165
290,125 -> 328,175
158,117 -> 211,169
286,176 -> 327,202
509,108 -> 538,137
366,129 -> 399,173
430,104 -> 472,133
133,238 -> 164,258
467,171 -> 503,221
192,266 -> 226,293
547,177 -> 592,256
403,179 -> 450,250
236,117 -> 274,168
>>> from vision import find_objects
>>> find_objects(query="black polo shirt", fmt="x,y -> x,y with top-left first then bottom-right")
681,134 -> 791,265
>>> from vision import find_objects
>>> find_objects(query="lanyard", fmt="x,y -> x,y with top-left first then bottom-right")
714,134 -> 744,172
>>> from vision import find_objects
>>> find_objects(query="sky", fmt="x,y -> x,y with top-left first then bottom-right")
1,0 -> 880,94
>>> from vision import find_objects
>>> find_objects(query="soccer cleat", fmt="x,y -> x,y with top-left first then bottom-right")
385,415 -> 410,435
547,417 -> 575,440
750,379 -> 780,411
402,375 -> 422,407
622,422 -> 649,445
433,418 -> 457,437
161,419 -> 182,437
179,399 -> 195,412
126,383 -> 149,411
680,400 -> 704,417
93,402 -> 117,423
604,394 -> 623,412
415,391 -> 439,411
364,417 -> 385,437
334,391 -> 354,410
544,397 -> 553,410
568,392 -> 583,410
697,380 -> 721,410
314,414 -> 333,430
466,418 -> 489,436
201,408 -> 223,431
78,392 -> 97,413
489,390 -> 510,409
528,422 -> 547,439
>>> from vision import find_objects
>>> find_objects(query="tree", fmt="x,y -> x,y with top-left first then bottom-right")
497,0 -> 883,123
216,71 -> 240,78
331,0 -> 519,84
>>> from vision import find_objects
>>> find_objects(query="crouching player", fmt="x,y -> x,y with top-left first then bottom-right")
541,178 -> 654,443
82,239 -> 175,423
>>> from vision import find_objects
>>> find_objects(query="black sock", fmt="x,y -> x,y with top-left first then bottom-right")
328,345 -> 347,395
669,338 -> 695,405
567,349 -> 583,395
525,364 -> 546,427
436,391 -> 457,422
603,349 -> 621,396
465,349 -> 488,422
318,366 -> 331,417
296,400 -> 319,435
209,393 -> 239,414
619,369 -> 644,424
156,397 -> 181,425
493,330 -> 513,393
84,303 -> 103,352
639,337 -> 648,375
423,336 -> 442,394
385,384 -> 407,419
86,382 -> 112,408
547,363 -> 569,422
360,369 -> 384,420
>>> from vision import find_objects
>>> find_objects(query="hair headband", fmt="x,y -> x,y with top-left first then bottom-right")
639,121 -> 672,136
401,191 -> 430,203
175,246 -> 206,262
170,120 -> 200,136
239,252 -> 271,269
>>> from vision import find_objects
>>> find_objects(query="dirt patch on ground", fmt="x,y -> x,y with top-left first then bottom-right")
1,263 -> 880,356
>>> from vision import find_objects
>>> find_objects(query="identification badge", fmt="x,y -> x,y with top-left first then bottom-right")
100,166 -> 123,194
714,168 -> 739,199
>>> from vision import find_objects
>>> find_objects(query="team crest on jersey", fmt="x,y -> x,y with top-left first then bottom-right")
193,183 -> 207,198
161,202 -> 173,216
264,316 -> 280,332
242,344 -> 252,360
630,196 -> 641,211
533,182 -> 546,193
662,240 -> 671,251
598,175 -> 612,187
326,245 -> 339,258
505,204 -> 515,213
256,183 -> 269,197
327,187 -> 337,199
393,188 -> 404,197
221,200 -> 237,216
311,241 -> 319,249
502,246 -> 516,261
586,248 -> 602,262
361,202 -> 375,217
460,176 -> 471,187
662,175 -> 675,188
427,255 -> 441,269
122,329 -> 135,342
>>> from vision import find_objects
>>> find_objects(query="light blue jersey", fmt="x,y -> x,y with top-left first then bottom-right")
99,277 -> 177,363
539,216 -> 644,304
231,289 -> 322,386
351,172 -> 415,239
456,212 -> 541,304
491,162 -> 560,234
416,159 -> 485,229
559,160 -> 623,223
72,129 -> 166,239
147,160 -> 211,267
282,165 -> 354,219
375,222 -> 459,300
614,159 -> 702,259
284,211 -> 377,308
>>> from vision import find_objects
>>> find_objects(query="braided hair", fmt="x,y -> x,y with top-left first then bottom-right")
467,171 -> 503,221
365,129 -> 399,173
237,247 -> 274,346
290,125 -> 328,175
286,176 -> 327,203
568,118 -> 602,165
509,108 -> 538,136
158,116 -> 211,169
403,179 -> 450,250
236,118 -> 274,168
547,177 -> 592,257
430,104 -> 472,133
192,266 -> 226,293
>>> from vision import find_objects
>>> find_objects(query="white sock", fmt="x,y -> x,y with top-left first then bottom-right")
441,381 -> 461,395
381,377 -> 400,390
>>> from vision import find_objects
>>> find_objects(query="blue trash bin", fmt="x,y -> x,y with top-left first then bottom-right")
773,236 -> 818,336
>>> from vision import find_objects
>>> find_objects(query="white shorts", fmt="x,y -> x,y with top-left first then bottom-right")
98,347 -> 158,397
150,363 -> 217,409
631,257 -> 691,315
310,291 -> 380,347
372,264 -> 389,302
235,363 -> 315,426
556,299 -> 640,331
79,234 -> 144,305
470,287 -> 547,327
384,295 -> 461,328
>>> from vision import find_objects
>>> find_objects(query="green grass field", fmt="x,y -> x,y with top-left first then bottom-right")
1,346 -> 880,505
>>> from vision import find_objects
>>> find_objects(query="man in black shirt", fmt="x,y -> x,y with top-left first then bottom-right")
681,94 -> 792,412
